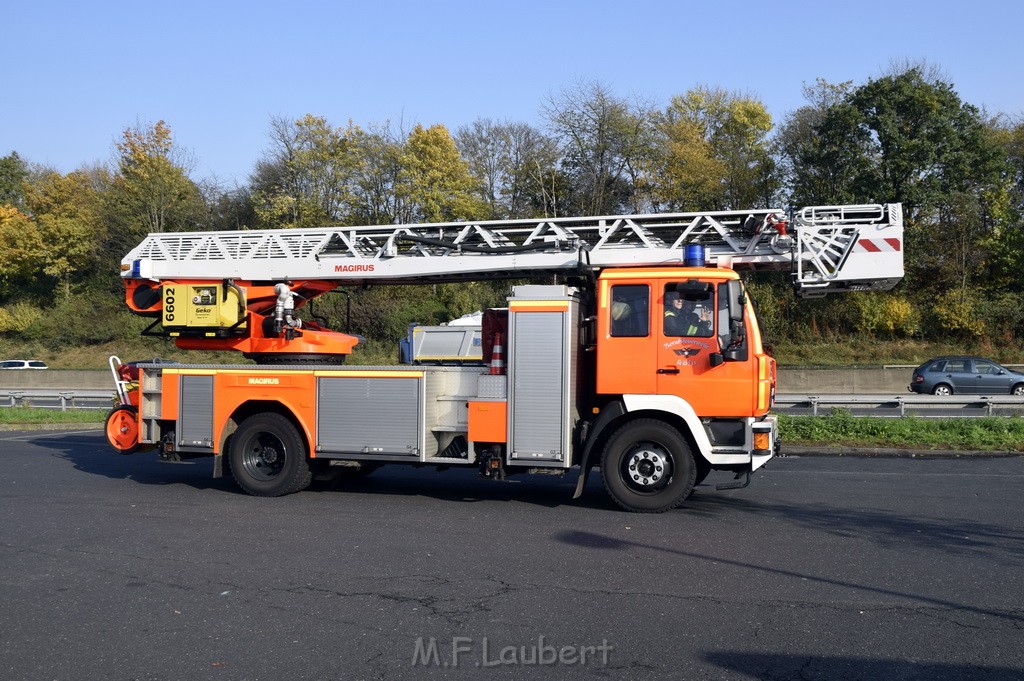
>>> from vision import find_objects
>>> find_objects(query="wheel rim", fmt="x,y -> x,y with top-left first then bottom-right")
1014,386 -> 1024,396
935,386 -> 951,396
622,440 -> 673,493
240,432 -> 287,481
106,408 -> 139,453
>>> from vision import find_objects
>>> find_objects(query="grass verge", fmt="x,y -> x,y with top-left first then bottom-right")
779,411 -> 1024,452
0,407 -> 107,425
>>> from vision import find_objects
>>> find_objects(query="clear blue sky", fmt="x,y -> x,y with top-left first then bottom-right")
3,0 -> 1021,187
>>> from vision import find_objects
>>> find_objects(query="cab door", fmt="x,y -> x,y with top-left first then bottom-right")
655,280 -> 757,416
595,280 -> 657,395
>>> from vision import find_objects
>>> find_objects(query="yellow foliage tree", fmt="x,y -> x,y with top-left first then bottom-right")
852,292 -> 921,337
650,87 -> 774,211
933,289 -> 986,337
24,170 -> 103,296
106,120 -> 204,256
0,302 -> 45,333
398,124 -> 485,223
0,205 -> 44,296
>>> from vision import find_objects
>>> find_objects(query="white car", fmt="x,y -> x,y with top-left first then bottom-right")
0,359 -> 48,369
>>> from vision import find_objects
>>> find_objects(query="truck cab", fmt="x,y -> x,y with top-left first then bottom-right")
579,267 -> 777,511
596,267 -> 774,417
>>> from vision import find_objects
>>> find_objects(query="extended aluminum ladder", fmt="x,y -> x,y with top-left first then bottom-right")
122,203 -> 903,296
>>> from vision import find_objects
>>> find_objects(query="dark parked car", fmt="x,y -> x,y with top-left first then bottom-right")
909,356 -> 1024,396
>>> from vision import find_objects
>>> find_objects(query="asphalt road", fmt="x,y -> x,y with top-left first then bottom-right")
1,430 -> 1022,680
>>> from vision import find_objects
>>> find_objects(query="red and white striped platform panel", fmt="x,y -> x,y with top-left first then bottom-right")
853,237 -> 902,253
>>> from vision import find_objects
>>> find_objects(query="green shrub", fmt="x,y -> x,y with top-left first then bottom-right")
22,296 -> 147,347
0,302 -> 45,334
852,293 -> 920,338
931,288 -> 986,338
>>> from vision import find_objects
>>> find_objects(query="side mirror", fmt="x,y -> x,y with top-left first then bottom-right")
726,280 -> 744,323
716,280 -> 748,362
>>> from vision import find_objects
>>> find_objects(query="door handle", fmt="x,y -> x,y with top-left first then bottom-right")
657,367 -> 680,374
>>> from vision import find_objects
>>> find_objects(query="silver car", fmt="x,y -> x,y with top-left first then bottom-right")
909,356 -> 1024,396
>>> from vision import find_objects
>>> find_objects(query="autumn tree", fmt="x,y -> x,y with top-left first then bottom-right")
775,79 -> 861,206
202,182 -> 256,231
347,122 -> 406,225
985,116 -> 1024,293
456,119 -> 561,219
0,152 -> 29,208
774,65 -> 1009,339
104,120 -> 205,257
23,170 -> 105,296
397,124 -> 484,223
251,114 -> 362,228
542,81 -> 653,215
648,86 -> 776,211
0,205 -> 43,298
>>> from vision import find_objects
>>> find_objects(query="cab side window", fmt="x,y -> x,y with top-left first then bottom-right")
663,284 -> 713,337
610,284 -> 649,337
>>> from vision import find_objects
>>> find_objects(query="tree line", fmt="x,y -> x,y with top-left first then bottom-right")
1,64 -> 1023,355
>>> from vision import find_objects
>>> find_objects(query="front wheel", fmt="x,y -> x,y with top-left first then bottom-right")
600,419 -> 696,513
1012,384 -> 1024,396
229,413 -> 312,497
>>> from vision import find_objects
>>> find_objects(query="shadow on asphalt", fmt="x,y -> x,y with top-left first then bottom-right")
33,430 -> 621,510
556,516 -> 1024,624
34,430 -> 236,492
557,487 -> 1024,566
35,431 -> 1024,558
701,653 -> 1024,681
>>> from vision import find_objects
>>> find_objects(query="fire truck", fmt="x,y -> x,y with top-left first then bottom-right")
105,204 -> 904,512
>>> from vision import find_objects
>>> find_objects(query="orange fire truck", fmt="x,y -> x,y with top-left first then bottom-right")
106,204 -> 904,512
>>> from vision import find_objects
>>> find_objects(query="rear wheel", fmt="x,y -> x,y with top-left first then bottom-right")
229,413 -> 312,497
932,384 -> 953,396
601,419 -> 696,513
105,405 -> 140,455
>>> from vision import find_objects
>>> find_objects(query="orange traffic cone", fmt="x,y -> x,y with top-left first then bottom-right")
489,332 -> 506,375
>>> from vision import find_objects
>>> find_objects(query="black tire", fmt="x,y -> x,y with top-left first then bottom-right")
932,384 -> 953,396
1012,384 -> 1024,396
229,413 -> 312,497
600,419 -> 696,513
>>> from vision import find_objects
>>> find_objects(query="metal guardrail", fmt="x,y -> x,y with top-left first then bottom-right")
775,394 -> 1024,418
0,389 -> 116,411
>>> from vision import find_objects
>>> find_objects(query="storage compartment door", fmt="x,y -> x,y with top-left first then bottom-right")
178,375 -> 214,448
510,312 -> 565,462
317,377 -> 422,457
